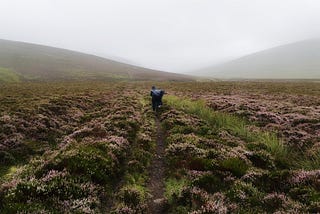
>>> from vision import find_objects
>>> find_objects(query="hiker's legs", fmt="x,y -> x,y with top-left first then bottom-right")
157,98 -> 162,107
152,100 -> 156,111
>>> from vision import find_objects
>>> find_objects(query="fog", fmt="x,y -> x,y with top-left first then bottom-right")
1,0 -> 320,73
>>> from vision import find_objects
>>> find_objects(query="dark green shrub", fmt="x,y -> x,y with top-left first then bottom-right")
289,187 -> 320,204
170,206 -> 189,214
36,143 -> 121,185
308,201 -> 320,213
13,177 -> 87,202
227,181 -> 264,207
0,190 -> 4,209
220,157 -> 249,177
0,202 -> 48,214
14,182 -> 38,201
193,173 -> 227,193
131,149 -> 152,169
0,151 -> 15,164
127,159 -> 145,174
59,150 -> 115,184
196,124 -> 214,136
245,151 -> 276,170
188,158 -> 212,171
262,193 -> 292,212
246,142 -> 268,151
253,170 -> 292,192
171,125 -> 194,134
118,186 -> 144,207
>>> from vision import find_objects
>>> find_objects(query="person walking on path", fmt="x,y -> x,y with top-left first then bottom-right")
150,86 -> 164,111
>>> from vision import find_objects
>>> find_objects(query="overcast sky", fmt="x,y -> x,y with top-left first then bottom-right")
1,0 -> 320,73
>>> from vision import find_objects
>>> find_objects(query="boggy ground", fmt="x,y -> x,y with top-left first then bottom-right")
0,81 -> 319,213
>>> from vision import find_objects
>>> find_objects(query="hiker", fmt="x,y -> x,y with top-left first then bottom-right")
150,86 -> 164,111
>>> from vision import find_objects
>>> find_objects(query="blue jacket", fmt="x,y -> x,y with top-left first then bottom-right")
150,89 -> 164,100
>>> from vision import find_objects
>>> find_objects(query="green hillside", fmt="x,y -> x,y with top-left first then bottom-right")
0,67 -> 20,83
195,39 -> 320,79
0,39 -> 193,82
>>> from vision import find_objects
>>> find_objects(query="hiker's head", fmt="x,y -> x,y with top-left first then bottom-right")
152,86 -> 156,90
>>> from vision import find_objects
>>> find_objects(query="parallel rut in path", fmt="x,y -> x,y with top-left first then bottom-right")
147,116 -> 166,213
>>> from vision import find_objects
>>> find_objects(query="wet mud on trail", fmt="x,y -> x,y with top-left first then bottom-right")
147,114 -> 166,213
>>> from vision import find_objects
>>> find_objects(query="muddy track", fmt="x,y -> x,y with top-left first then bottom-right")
147,115 -> 166,213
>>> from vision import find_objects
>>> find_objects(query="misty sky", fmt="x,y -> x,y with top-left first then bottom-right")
1,0 -> 320,73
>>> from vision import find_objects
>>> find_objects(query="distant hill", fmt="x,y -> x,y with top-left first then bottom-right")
195,39 -> 320,79
0,39 -> 193,82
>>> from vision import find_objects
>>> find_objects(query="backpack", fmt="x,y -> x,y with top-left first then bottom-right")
152,89 -> 164,98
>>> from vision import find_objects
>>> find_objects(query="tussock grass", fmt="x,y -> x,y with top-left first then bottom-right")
257,132 -> 288,166
165,178 -> 189,203
164,95 -> 290,167
165,95 -> 243,130
297,152 -> 320,170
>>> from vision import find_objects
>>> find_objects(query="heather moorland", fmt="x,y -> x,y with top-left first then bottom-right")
0,81 -> 319,213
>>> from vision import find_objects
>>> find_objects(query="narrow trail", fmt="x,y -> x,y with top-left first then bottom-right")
147,115 -> 166,213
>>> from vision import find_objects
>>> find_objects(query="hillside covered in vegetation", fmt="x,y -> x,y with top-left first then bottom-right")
0,81 -> 319,213
0,39 -> 193,82
195,39 -> 320,79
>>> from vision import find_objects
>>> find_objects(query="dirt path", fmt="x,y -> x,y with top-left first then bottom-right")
147,115 -> 166,213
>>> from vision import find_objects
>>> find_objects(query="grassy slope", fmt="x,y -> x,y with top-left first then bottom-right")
0,39 -> 194,82
164,96 -> 289,166
0,68 -> 20,83
195,39 -> 320,79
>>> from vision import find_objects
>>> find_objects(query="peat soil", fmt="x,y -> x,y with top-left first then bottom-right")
147,115 -> 166,213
